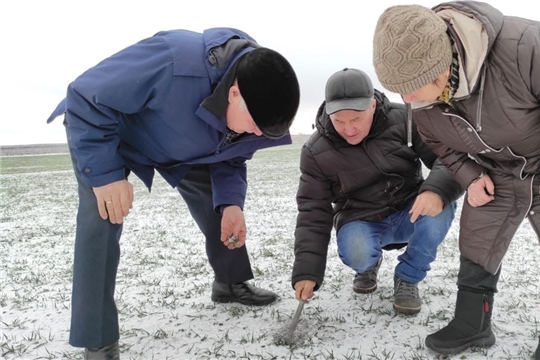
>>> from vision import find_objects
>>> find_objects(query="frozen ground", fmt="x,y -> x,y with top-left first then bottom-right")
1,141 -> 539,359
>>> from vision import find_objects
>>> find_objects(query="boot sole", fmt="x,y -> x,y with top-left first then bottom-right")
425,331 -> 496,355
393,303 -> 421,315
353,284 -> 377,294
211,295 -> 278,306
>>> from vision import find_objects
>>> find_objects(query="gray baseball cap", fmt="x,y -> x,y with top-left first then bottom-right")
325,68 -> 374,115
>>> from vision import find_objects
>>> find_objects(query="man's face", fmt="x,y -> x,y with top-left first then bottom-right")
226,84 -> 263,136
329,100 -> 375,145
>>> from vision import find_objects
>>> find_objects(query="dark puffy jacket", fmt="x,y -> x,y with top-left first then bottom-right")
411,1 -> 540,274
292,91 -> 463,289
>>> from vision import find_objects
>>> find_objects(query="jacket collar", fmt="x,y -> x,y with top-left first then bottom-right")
199,60 -> 240,133
198,35 -> 259,132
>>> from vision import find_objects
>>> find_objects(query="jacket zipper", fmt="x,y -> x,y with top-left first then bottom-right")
215,133 -> 260,155
480,294 -> 488,333
441,111 -> 529,180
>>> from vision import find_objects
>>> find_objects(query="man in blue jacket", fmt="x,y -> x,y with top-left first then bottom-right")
46,27 -> 300,359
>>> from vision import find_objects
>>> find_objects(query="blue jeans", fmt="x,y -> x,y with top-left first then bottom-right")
337,201 -> 457,284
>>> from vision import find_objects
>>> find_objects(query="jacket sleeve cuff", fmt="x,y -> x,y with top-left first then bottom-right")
453,160 -> 486,190
81,168 -> 127,187
291,275 -> 323,291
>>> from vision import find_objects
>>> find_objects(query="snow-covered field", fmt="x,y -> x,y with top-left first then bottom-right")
1,140 -> 539,359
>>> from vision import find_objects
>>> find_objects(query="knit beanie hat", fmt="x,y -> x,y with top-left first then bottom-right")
373,5 -> 453,95
237,47 -> 300,139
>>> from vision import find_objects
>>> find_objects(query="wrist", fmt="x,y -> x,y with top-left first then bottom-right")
468,171 -> 487,189
220,204 -> 232,214
220,204 -> 241,214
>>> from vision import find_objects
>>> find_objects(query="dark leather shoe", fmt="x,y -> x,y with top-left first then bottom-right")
211,281 -> 279,306
84,341 -> 120,360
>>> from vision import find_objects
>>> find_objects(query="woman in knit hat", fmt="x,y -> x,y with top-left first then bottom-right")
373,2 -> 540,357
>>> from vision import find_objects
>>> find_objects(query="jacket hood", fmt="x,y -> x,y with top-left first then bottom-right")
409,2 -> 505,135
435,1 -> 503,54
203,28 -> 257,57
202,28 -> 260,85
410,2 -> 503,112
434,1 -> 503,97
315,89 -> 391,145
200,28 -> 261,123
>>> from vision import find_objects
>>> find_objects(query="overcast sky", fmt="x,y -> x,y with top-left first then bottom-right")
2,0 -> 539,145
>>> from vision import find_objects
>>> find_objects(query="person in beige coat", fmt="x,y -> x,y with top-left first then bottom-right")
373,1 -> 540,357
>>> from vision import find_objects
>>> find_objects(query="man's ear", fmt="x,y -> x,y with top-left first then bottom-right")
228,83 -> 241,103
371,98 -> 377,111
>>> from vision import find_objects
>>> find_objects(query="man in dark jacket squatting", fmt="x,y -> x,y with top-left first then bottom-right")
292,68 -> 462,316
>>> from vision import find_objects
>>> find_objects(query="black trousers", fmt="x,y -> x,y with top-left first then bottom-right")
176,164 -> 254,285
457,255 -> 501,295
68,153 -> 253,348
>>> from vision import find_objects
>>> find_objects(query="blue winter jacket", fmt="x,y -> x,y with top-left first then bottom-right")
46,28 -> 292,211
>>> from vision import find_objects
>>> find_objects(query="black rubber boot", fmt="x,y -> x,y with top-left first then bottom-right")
425,290 -> 495,355
534,336 -> 540,359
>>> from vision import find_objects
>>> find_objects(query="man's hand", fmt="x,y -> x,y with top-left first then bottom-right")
467,174 -> 495,207
294,280 -> 316,302
220,205 -> 247,249
409,190 -> 444,223
93,180 -> 134,224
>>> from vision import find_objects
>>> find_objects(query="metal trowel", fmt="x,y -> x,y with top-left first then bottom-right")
287,300 -> 305,340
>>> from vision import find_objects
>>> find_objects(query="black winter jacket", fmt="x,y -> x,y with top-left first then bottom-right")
292,91 -> 463,290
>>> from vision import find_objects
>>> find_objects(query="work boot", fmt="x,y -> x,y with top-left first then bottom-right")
84,341 -> 120,360
393,275 -> 422,315
535,336 -> 540,359
353,257 -> 382,294
425,290 -> 495,355
211,281 -> 279,306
